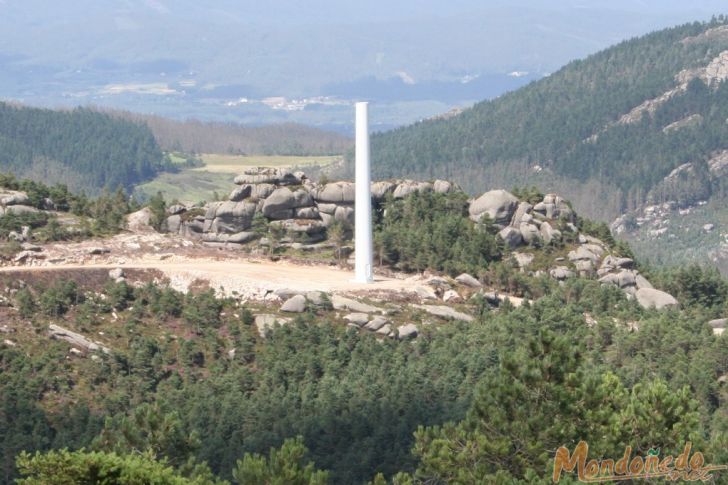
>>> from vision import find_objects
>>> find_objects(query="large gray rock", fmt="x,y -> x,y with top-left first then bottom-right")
414,285 -> 438,300
269,219 -> 326,235
371,181 -> 396,200
312,182 -> 355,203
455,273 -> 482,288
393,180 -> 432,199
316,203 -> 338,214
344,313 -> 370,326
469,189 -> 519,224
568,246 -> 600,263
167,204 -> 187,215
534,194 -> 574,220
254,314 -> 292,337
262,188 -> 313,218
5,205 -> 39,215
167,215 -> 182,234
334,205 -> 355,226
229,185 -> 252,202
550,266 -> 575,280
0,191 -> 29,206
126,207 -> 154,233
281,294 -> 307,313
540,222 -> 561,244
295,207 -> 319,219
574,260 -> 594,273
512,252 -> 534,269
208,201 -> 257,233
250,183 -> 277,200
498,226 -> 523,248
201,231 -> 257,244
397,324 -> 419,339
442,289 -> 462,303
635,288 -> 678,309
411,304 -> 474,322
510,202 -> 532,226
364,316 -> 389,331
601,256 -> 635,269
635,274 -> 654,290
49,324 -> 110,353
234,167 -> 299,185
433,180 -> 458,194
331,295 -> 383,314
519,223 -> 541,244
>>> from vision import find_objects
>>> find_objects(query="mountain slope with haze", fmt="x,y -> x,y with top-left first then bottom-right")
370,18 -> 728,222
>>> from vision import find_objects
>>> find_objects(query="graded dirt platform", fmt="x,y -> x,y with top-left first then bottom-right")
0,257 -> 422,299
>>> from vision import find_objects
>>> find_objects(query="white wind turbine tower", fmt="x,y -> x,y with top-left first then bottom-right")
354,102 -> 373,283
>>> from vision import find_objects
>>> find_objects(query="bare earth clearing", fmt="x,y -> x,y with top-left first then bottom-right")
1,232 -> 424,300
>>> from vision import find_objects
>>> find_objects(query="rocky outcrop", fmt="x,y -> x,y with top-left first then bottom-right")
412,304 -> 474,322
165,167 -> 582,255
48,324 -> 110,353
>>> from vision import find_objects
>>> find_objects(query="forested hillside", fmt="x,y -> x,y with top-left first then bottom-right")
370,17 -> 728,221
0,103 -> 164,193
111,111 -> 352,156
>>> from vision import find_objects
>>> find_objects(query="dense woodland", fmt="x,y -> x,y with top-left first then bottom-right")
1,264 -> 727,484
0,187 -> 727,483
369,17 -> 728,220
0,103 -> 166,193
110,111 -> 352,157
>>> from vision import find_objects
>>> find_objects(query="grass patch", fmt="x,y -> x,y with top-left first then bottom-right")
134,170 -> 234,204
195,154 -> 340,173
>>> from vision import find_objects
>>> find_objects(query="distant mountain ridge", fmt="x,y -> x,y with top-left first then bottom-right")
370,17 -> 728,222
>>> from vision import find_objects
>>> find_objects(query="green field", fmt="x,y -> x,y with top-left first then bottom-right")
195,154 -> 341,173
134,170 -> 235,204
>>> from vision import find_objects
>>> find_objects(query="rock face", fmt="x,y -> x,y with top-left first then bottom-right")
635,288 -> 679,309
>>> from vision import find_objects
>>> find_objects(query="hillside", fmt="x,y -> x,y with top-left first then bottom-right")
1,169 -> 727,483
110,111 -> 352,156
370,17 -> 728,223
0,102 -> 164,193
